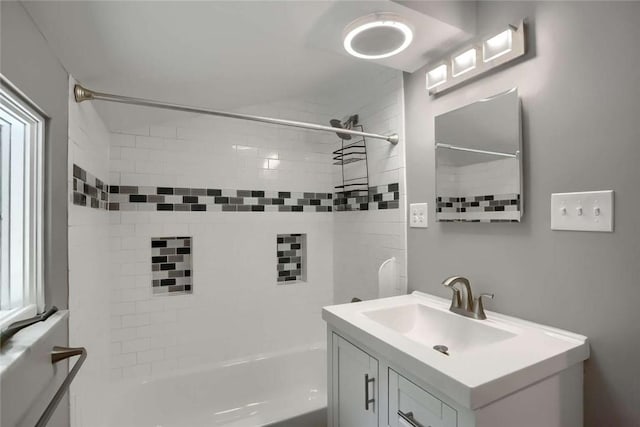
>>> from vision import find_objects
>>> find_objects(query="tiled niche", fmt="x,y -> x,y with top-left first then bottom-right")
151,237 -> 193,295
277,234 -> 306,284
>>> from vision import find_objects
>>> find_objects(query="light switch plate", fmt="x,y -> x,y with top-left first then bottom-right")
410,203 -> 428,228
551,190 -> 614,232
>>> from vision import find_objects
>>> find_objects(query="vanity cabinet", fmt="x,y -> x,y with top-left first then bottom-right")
324,293 -> 588,427
329,331 -> 458,427
327,329 -> 584,427
331,334 -> 379,427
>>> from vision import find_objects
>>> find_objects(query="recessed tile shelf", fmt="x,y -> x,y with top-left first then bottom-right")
151,237 -> 193,295
277,234 -> 306,284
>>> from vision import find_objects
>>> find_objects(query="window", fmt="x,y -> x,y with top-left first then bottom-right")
0,81 -> 45,329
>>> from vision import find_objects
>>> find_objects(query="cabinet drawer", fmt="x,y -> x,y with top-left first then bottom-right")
389,369 -> 457,427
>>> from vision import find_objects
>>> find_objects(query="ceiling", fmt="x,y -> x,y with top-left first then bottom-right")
22,0 -> 474,130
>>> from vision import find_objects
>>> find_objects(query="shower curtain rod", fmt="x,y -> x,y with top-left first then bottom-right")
73,85 -> 399,144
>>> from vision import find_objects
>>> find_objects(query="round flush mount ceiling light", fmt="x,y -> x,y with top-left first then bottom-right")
343,13 -> 413,60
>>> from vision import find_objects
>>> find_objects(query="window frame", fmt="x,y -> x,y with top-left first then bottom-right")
0,78 -> 45,330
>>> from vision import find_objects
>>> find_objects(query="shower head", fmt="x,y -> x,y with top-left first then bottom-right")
330,119 -> 352,140
330,115 -> 359,140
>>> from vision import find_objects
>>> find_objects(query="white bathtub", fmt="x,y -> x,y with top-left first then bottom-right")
108,345 -> 327,427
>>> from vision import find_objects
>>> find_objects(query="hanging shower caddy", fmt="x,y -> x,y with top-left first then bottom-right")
331,115 -> 370,210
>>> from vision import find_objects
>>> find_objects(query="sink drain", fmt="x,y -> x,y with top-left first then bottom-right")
433,345 -> 449,356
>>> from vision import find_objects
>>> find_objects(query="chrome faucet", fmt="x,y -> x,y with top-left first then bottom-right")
442,276 -> 494,320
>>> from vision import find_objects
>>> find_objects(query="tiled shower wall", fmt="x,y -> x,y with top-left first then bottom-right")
67,77 -> 111,427
333,70 -> 408,303
68,69 -> 407,402
107,100 -> 335,379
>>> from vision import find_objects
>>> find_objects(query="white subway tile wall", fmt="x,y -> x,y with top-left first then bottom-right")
333,71 -> 408,303
67,77 -> 112,427
68,68 -> 405,417
108,98 -> 338,380
108,212 -> 333,379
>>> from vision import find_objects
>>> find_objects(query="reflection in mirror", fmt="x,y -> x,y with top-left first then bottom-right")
435,88 -> 522,222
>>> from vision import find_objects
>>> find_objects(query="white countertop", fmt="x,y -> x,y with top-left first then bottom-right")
322,292 -> 589,409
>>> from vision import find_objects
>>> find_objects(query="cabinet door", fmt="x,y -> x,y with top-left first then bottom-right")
389,369 -> 457,427
332,334 -> 379,427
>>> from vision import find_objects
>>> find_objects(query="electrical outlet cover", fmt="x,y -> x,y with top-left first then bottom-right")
410,203 -> 428,228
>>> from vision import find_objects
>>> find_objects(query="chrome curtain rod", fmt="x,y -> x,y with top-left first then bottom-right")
74,85 -> 399,144
435,143 -> 518,158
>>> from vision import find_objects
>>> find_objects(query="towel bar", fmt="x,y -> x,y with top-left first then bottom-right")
35,346 -> 87,427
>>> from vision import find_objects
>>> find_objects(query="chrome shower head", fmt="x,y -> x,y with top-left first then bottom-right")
330,119 -> 352,140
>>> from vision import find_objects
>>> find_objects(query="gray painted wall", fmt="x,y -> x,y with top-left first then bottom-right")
1,1 -> 69,310
404,2 -> 640,426
1,2 -> 69,426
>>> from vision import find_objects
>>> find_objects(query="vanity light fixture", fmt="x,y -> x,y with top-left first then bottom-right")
426,64 -> 448,90
483,28 -> 514,62
452,48 -> 477,77
426,20 -> 526,96
343,13 -> 413,60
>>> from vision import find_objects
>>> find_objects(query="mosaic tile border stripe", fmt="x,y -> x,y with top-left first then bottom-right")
438,219 -> 520,223
109,186 -> 333,212
277,234 -> 306,283
334,183 -> 400,211
72,164 -> 400,214
151,237 -> 192,295
72,164 -> 109,209
436,193 -> 521,223
436,193 -> 521,213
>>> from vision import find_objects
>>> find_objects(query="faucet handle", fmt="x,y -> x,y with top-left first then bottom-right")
473,293 -> 494,320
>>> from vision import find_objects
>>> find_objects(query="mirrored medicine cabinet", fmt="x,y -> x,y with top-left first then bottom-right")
435,88 -> 523,223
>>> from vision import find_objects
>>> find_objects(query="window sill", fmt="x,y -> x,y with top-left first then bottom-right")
0,304 -> 38,331
0,310 -> 68,377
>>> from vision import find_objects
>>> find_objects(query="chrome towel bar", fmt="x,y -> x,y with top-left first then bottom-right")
35,346 -> 87,427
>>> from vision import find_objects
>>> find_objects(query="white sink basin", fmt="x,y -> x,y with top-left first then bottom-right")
362,303 -> 517,354
322,291 -> 589,409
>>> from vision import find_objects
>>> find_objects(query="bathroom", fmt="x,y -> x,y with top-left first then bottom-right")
0,1 -> 638,426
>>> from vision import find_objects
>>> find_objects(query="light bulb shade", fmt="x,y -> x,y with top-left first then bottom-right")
426,64 -> 448,90
343,13 -> 413,60
483,28 -> 514,62
452,48 -> 477,77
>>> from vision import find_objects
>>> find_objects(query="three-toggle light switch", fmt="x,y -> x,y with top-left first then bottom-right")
551,190 -> 614,232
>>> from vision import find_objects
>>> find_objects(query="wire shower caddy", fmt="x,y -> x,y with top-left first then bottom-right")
333,120 -> 370,210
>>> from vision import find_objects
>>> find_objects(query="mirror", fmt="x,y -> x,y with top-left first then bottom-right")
435,88 -> 522,223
